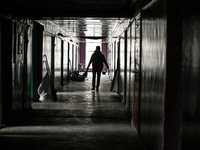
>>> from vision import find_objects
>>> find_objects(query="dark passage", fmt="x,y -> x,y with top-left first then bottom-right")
0,73 -> 144,150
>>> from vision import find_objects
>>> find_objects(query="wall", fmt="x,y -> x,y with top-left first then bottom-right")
41,21 -> 75,92
79,42 -> 86,71
182,1 -> 200,149
126,28 -> 131,114
69,42 -> 73,71
119,32 -> 125,103
102,40 -> 108,71
23,22 -> 33,109
32,22 -> 43,102
108,40 -> 116,81
116,18 -> 141,126
132,18 -> 140,130
164,1 -> 183,149
54,37 -> 62,90
12,22 -> 25,112
0,17 -> 12,123
0,20 -> 1,124
43,33 -> 52,71
11,20 -> 33,118
63,40 -> 69,83
0,16 -> 33,123
139,0 -> 167,149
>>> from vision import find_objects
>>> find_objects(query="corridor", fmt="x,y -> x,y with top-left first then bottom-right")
0,73 -> 144,150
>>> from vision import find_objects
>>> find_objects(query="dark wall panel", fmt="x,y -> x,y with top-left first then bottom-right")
1,18 -> 12,123
79,42 -> 86,71
164,1 -> 183,150
23,24 -> 33,109
0,20 -> 2,124
32,22 -> 43,102
12,22 -> 24,111
0,17 -> 32,123
130,19 -> 141,129
139,0 -> 167,149
182,1 -> 200,149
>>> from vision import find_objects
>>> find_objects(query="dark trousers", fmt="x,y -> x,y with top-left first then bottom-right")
92,70 -> 101,89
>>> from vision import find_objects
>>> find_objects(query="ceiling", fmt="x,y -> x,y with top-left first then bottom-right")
15,0 -> 135,9
37,18 -> 130,42
1,0 -> 142,41
3,0 -> 139,18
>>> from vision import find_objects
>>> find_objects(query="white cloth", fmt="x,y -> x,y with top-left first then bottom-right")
37,73 -> 54,102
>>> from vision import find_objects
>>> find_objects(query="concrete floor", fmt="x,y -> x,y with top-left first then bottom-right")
0,73 -> 144,150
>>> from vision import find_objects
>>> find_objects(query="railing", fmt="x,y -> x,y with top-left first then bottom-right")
42,55 -> 57,101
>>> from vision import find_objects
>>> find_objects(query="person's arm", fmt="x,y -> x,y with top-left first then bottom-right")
103,55 -> 109,69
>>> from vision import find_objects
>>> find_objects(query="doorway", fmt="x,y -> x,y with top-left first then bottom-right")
85,39 -> 102,70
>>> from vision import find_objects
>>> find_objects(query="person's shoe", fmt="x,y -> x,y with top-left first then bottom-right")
91,88 -> 95,90
96,88 -> 99,92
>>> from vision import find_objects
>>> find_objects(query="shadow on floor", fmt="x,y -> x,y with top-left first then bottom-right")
0,73 -> 144,150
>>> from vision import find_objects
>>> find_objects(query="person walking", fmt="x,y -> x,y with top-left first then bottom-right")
86,46 -> 109,92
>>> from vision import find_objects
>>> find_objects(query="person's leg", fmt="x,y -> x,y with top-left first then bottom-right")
96,71 -> 101,91
92,71 -> 96,90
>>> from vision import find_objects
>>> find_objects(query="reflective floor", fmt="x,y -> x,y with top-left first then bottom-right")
0,73 -> 144,150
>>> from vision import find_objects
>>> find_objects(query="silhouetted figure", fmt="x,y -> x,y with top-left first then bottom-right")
86,46 -> 109,92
